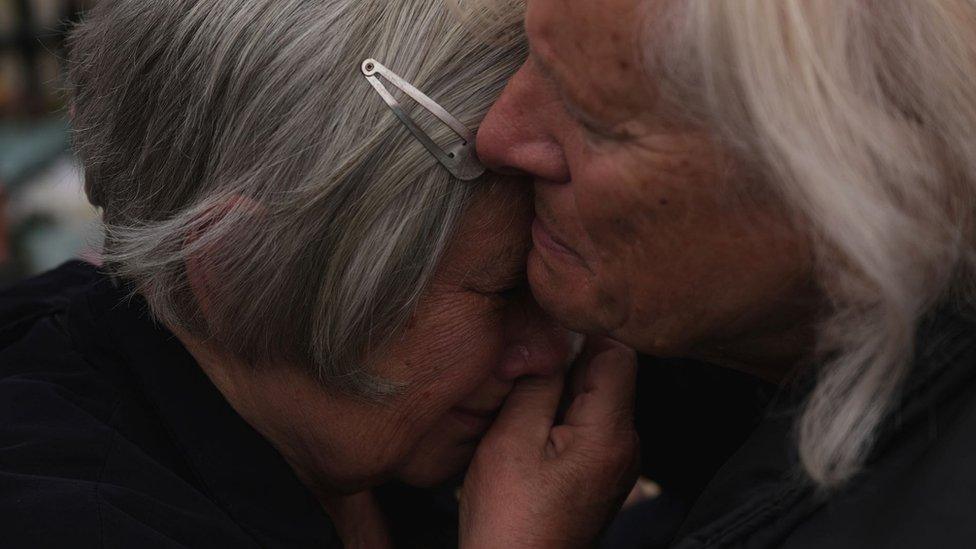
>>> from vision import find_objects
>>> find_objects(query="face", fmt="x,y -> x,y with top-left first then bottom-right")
368,180 -> 575,487
220,180 -> 575,493
476,0 -> 816,368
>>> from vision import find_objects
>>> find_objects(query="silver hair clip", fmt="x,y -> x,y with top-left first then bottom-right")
361,58 -> 486,181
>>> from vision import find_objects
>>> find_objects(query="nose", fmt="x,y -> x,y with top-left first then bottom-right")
477,62 -> 571,183
496,294 -> 576,381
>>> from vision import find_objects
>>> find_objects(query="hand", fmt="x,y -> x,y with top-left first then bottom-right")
460,338 -> 640,549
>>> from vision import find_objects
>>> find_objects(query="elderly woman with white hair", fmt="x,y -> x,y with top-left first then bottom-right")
0,1 -> 643,548
457,0 -> 976,547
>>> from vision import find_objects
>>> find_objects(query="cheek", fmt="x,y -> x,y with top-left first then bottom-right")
392,299 -> 506,416
572,139 -> 810,350
572,134 -> 742,277
575,159 -> 650,252
384,304 -> 511,484
567,147 -> 669,311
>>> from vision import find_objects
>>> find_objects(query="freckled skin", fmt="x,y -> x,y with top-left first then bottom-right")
186,181 -> 575,497
477,0 -> 819,378
328,182 -> 574,488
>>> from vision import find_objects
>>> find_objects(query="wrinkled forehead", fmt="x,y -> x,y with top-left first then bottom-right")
526,0 -> 648,42
524,0 -> 659,122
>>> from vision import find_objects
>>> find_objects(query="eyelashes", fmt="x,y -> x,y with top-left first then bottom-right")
472,284 -> 527,314
492,285 -> 524,299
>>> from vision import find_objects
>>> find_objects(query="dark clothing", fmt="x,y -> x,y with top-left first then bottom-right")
0,261 -> 462,549
605,359 -> 776,548
654,307 -> 976,548
0,261 -> 341,547
4,262 -> 976,548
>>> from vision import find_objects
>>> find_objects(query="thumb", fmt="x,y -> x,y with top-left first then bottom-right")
564,340 -> 637,432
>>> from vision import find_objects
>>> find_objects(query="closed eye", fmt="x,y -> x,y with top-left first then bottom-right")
470,283 -> 526,307
492,285 -> 524,300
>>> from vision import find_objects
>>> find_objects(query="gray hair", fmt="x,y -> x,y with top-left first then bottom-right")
68,0 -> 526,395
654,1 -> 976,487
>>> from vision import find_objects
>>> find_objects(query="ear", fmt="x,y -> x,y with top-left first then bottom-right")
184,194 -> 266,322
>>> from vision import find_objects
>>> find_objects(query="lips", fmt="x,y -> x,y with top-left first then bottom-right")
531,217 -> 585,265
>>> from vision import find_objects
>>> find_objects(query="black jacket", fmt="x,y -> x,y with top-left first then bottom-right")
0,262 -> 460,548
3,262 -> 976,548
643,307 -> 976,548
0,262 -> 341,547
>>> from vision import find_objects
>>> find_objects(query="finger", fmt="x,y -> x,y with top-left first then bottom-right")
488,373 -> 565,446
563,341 -> 637,431
571,336 -> 625,396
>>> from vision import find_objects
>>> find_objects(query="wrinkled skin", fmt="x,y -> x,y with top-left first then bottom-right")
461,339 -> 640,549
477,0 -> 817,378
182,181 -> 577,547
461,0 -> 823,546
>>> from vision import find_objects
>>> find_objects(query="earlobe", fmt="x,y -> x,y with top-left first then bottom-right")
184,194 -> 266,322
185,245 -> 215,322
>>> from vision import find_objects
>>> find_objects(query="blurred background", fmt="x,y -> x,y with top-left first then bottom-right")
0,0 -> 99,287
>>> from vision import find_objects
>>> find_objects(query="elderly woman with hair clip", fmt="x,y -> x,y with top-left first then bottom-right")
0,0 -> 640,548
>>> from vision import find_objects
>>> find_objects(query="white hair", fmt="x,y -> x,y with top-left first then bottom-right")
68,0 -> 525,395
654,0 -> 976,487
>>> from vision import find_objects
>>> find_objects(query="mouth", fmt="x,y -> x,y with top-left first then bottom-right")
531,217 -> 586,266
